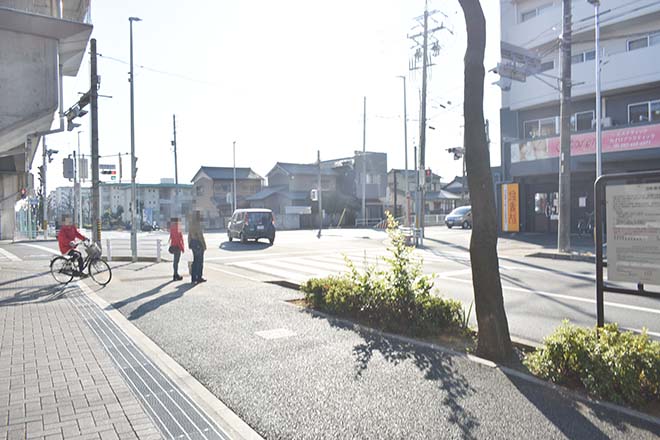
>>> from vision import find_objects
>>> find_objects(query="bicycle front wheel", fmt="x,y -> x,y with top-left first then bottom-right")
50,257 -> 74,284
89,259 -> 112,286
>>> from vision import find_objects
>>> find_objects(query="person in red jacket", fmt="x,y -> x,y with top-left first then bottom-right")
57,214 -> 87,274
169,217 -> 185,281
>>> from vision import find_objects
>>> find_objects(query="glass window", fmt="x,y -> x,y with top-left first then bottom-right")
584,50 -> 596,61
523,120 -> 539,138
540,60 -> 554,72
521,9 -> 537,22
575,111 -> 594,131
571,53 -> 584,64
629,103 -> 649,124
628,37 -> 648,51
539,118 -> 556,136
534,193 -> 548,215
651,101 -> 660,122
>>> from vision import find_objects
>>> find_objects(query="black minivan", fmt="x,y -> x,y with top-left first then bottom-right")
228,209 -> 276,245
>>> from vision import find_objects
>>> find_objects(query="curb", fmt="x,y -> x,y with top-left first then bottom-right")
280,290 -> 660,427
77,280 -> 265,440
526,251 -> 596,263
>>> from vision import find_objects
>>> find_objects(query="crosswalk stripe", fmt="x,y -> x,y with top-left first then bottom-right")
228,261 -> 308,284
0,247 -> 22,262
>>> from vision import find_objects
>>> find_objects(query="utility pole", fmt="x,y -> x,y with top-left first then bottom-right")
558,0 -> 572,252
73,150 -> 79,228
129,17 -> 141,261
408,1 -> 449,244
413,145 -> 418,227
90,38 -> 100,245
42,138 -> 48,239
588,0 -> 602,177
393,171 -> 398,218
232,141 -> 237,212
172,114 -> 179,218
317,150 -> 322,238
398,75 -> 410,227
362,96 -> 367,226
77,131 -> 83,227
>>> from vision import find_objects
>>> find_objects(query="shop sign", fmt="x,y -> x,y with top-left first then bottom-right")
606,183 -> 660,285
511,123 -> 660,163
501,183 -> 519,232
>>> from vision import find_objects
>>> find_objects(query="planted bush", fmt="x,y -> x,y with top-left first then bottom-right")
300,214 -> 465,337
524,321 -> 660,407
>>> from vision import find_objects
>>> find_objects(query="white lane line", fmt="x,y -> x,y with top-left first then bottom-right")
205,247 -> 371,262
441,276 -> 660,315
19,243 -> 60,255
0,247 -> 22,262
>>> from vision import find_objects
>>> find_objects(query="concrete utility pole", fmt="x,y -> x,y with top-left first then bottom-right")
362,96 -> 367,226
558,0 -> 572,252
398,75 -> 410,227
129,17 -> 141,261
42,138 -> 47,239
317,150 -> 322,238
73,150 -> 79,228
232,141 -> 237,212
172,114 -> 179,218
90,38 -> 100,245
77,131 -> 83,227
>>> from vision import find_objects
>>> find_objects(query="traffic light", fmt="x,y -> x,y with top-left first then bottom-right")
425,168 -> 432,184
63,157 -> 74,179
46,149 -> 58,163
37,166 -> 45,187
64,91 -> 90,131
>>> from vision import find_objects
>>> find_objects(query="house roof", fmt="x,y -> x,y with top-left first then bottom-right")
192,166 -> 263,182
443,176 -> 468,194
267,162 -> 338,178
246,186 -> 309,202
425,190 -> 462,200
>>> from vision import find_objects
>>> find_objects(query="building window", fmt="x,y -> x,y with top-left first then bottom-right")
520,2 -> 553,23
523,117 -> 558,138
571,50 -> 595,64
628,32 -> 660,52
196,185 -> 204,196
573,111 -> 594,131
540,60 -> 554,72
629,100 -> 660,124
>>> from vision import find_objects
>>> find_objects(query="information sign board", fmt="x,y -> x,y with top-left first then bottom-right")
606,183 -> 660,285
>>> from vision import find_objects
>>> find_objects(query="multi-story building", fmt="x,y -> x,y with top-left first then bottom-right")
191,167 -> 264,229
499,0 -> 660,233
0,1 -> 92,239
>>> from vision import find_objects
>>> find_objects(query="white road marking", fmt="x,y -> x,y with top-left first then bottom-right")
206,265 -> 271,282
441,276 -> 660,315
18,243 -> 60,255
0,247 -> 22,261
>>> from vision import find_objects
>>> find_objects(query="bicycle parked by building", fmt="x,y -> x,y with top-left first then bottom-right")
50,240 -> 112,286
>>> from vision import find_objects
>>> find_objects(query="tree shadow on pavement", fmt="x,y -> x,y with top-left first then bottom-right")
308,311 -> 480,439
0,283 -> 73,306
126,282 -> 195,320
503,371 -> 660,439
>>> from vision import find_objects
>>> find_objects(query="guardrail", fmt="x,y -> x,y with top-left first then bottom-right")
105,239 -> 163,263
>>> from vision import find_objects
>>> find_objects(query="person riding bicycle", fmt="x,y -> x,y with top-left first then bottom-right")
57,214 -> 87,275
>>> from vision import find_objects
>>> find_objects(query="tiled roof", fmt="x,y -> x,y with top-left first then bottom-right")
194,167 -> 263,181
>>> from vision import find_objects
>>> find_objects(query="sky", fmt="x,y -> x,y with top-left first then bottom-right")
47,0 -> 502,190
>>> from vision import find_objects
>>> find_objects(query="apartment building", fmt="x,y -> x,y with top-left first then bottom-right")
499,0 -> 660,233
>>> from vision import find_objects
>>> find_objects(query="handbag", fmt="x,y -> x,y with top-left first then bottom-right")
168,245 -> 177,254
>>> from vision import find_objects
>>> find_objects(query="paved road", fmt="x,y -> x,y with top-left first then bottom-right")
2,227 -> 659,345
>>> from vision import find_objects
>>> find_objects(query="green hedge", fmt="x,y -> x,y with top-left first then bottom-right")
524,321 -> 660,406
300,214 -> 465,337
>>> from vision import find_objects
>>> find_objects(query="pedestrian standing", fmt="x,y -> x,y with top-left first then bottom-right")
188,211 -> 207,284
168,217 -> 184,281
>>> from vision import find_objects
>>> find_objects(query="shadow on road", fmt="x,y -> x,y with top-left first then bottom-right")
0,271 -> 52,288
126,282 -> 195,320
219,241 -> 271,251
111,280 -> 173,309
503,371 -> 659,439
0,283 -> 73,306
305,310 -> 480,439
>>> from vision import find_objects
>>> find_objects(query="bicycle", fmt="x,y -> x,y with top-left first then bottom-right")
577,211 -> 594,237
50,240 -> 112,286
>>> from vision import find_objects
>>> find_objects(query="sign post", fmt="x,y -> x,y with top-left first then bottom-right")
501,183 -> 520,232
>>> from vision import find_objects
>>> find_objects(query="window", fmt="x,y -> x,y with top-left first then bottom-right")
573,111 -> 594,131
628,36 -> 649,51
584,50 -> 596,61
629,100 -> 660,124
571,53 -> 584,64
652,101 -> 660,121
196,185 -> 204,196
520,2 -> 553,22
651,32 -> 660,46
523,117 -> 557,139
571,50 -> 596,64
540,60 -> 554,72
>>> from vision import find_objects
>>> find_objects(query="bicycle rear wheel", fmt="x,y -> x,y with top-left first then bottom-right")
50,257 -> 74,284
89,259 -> 112,286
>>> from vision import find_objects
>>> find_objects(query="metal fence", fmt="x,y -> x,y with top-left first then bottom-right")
105,238 -> 163,262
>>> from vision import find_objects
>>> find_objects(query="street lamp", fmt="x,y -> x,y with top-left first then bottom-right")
587,0 -> 602,177
129,16 -> 141,262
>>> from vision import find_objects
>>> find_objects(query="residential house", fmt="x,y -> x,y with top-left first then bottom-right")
191,166 -> 263,229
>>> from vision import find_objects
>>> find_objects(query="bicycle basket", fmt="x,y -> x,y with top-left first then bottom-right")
85,242 -> 102,259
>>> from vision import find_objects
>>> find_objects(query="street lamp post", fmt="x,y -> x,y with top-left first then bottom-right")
232,141 -> 237,213
398,76 -> 410,227
129,16 -> 141,262
588,0 -> 602,177
362,96 -> 367,226
77,130 -> 84,227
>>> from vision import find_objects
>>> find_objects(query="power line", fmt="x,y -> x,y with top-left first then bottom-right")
97,53 -> 215,85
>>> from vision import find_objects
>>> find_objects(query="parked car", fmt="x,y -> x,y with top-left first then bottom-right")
445,206 -> 472,229
228,208 -> 276,245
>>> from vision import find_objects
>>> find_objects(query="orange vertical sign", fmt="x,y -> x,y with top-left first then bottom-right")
501,183 -> 519,232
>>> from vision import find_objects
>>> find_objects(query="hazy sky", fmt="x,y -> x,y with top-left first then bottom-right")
47,0 -> 502,190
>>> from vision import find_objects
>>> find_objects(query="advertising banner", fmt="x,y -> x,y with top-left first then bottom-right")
511,124 -> 660,163
606,183 -> 660,285
501,183 -> 520,232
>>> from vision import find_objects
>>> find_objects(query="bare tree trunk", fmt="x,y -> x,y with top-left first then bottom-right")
458,0 -> 513,362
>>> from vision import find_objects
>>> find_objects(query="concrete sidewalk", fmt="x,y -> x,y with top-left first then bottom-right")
0,261 -> 260,440
89,260 -> 660,439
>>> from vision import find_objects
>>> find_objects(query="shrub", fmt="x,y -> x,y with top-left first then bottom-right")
524,321 -> 660,406
300,213 -> 465,337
